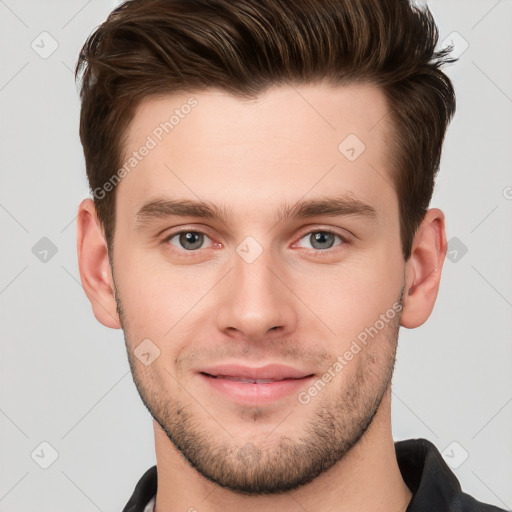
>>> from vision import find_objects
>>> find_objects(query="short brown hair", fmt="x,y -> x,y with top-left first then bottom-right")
75,0 -> 456,260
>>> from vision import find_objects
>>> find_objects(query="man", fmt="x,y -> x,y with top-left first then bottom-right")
74,0 -> 506,511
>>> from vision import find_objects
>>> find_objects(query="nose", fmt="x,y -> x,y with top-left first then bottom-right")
214,243 -> 299,342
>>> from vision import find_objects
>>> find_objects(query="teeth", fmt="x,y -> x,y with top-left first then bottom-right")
215,375 -> 280,383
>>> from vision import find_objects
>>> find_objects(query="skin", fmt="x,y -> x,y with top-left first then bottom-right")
77,82 -> 447,512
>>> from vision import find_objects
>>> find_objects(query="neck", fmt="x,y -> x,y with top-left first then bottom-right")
153,388 -> 412,512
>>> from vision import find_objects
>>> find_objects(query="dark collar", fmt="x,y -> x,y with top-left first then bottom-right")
396,438 -> 505,511
122,465 -> 157,512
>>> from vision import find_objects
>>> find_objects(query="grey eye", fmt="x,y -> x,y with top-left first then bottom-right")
169,231 -> 207,250
299,231 -> 342,250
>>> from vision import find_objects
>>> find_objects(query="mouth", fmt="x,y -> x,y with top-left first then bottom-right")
201,372 -> 296,384
199,363 -> 314,380
197,364 -> 315,405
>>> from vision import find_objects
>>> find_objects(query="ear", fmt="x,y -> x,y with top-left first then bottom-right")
400,208 -> 447,328
76,198 -> 121,329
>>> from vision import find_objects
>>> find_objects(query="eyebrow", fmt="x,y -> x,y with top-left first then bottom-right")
134,195 -> 377,230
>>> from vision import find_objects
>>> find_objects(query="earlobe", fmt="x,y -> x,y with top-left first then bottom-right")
400,208 -> 447,329
76,198 -> 121,329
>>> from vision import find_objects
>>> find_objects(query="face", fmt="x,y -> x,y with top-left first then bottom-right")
110,83 -> 406,494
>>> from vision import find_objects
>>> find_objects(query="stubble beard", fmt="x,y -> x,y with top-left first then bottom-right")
115,283 -> 403,495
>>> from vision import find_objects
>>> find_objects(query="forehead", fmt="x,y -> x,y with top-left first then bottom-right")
117,82 -> 396,222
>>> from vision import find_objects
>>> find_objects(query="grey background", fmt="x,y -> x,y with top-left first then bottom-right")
0,0 -> 511,510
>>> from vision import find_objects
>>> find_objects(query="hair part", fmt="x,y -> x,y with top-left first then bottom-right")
75,0 -> 456,260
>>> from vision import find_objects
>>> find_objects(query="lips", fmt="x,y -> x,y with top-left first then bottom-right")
198,364 -> 315,405
199,363 -> 313,382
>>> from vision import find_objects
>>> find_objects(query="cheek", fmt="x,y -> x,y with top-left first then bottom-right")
113,250 -> 215,340
295,252 -> 402,344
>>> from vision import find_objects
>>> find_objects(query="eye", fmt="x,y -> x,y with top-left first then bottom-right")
165,230 -> 211,251
296,230 -> 345,251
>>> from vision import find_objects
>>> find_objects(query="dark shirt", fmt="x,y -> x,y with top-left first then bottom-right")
122,438 -> 507,511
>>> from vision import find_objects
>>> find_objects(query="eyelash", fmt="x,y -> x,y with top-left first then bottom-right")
162,227 -> 350,256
